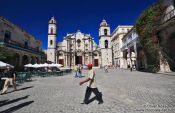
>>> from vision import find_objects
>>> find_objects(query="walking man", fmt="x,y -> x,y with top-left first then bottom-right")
1,67 -> 17,95
79,64 -> 103,104
105,65 -> 108,73
74,65 -> 78,77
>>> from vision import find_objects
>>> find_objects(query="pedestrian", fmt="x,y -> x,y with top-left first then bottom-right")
79,64 -> 82,78
74,65 -> 78,77
1,67 -> 17,95
77,64 -> 82,78
130,64 -> 133,72
79,64 -> 103,104
105,65 -> 108,73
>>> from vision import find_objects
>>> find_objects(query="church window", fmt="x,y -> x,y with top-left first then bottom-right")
50,28 -> 54,34
24,41 -> 28,48
4,30 -> 11,43
104,29 -> 107,36
77,39 -> 81,46
50,40 -> 53,45
59,53 -> 63,56
94,53 -> 97,56
105,40 -> 108,48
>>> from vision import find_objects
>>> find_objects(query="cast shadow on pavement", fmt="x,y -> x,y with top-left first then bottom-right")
5,86 -> 34,94
0,100 -> 34,113
0,95 -> 30,107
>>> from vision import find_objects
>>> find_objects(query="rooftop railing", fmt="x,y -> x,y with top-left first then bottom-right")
162,8 -> 175,23
0,39 -> 44,55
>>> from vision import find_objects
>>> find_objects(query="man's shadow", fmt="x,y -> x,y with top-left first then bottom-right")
0,95 -> 30,107
5,86 -> 34,94
0,101 -> 34,113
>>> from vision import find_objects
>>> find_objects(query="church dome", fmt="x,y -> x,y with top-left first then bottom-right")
49,16 -> 56,24
100,19 -> 109,27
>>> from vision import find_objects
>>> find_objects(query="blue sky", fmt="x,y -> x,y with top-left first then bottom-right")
0,0 -> 157,49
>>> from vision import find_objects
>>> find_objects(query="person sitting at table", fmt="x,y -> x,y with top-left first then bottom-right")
1,67 -> 17,95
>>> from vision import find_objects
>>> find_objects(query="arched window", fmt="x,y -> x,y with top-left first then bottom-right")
24,41 -> 28,48
4,30 -> 11,43
77,39 -> 81,47
105,40 -> 108,48
50,40 -> 53,45
104,29 -> 108,36
22,55 -> 29,65
50,28 -> 53,34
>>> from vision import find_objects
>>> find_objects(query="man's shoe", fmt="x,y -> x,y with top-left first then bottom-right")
14,89 -> 17,91
1,92 -> 7,95
98,101 -> 104,104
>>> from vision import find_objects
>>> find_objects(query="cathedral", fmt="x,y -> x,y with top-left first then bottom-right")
47,17 -> 112,67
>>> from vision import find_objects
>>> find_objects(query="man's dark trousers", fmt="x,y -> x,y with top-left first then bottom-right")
83,87 -> 103,104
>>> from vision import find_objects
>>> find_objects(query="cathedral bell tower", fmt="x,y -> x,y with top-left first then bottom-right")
99,19 -> 112,66
47,17 -> 57,63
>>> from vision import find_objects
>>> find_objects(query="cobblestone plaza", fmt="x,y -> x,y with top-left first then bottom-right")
0,69 -> 175,113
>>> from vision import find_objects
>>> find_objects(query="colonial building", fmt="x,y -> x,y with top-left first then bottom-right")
47,17 -> 103,67
0,16 -> 45,70
47,17 -> 114,67
99,19 -> 112,66
111,26 -> 133,68
157,0 -> 175,72
121,27 -> 141,70
57,30 -> 101,67
47,17 -> 57,63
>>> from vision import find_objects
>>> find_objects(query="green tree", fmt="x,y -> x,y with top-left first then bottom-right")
136,1 -> 167,72
0,47 -> 14,62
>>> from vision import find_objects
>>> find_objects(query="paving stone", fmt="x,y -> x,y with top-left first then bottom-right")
0,69 -> 175,113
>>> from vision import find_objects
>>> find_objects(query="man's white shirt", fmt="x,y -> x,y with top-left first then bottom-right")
87,69 -> 97,88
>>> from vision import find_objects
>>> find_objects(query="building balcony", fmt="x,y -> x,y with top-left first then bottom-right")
0,39 -> 44,55
162,8 -> 175,23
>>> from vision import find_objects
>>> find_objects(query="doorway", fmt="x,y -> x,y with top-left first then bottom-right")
94,59 -> 99,67
76,56 -> 82,65
59,59 -> 64,66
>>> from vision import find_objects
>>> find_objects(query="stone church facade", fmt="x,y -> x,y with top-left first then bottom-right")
47,17 -> 112,67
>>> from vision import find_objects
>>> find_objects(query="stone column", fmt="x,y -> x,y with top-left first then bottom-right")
65,54 -> 67,67
19,53 -> 22,67
55,52 -> 57,64
74,53 -> 76,66
82,54 -> 84,65
67,54 -> 70,67
134,42 -> 139,70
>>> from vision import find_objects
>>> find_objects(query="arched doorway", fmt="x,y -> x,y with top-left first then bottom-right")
58,52 -> 64,66
166,33 -> 175,71
36,57 -> 39,64
31,56 -> 35,64
22,55 -> 29,65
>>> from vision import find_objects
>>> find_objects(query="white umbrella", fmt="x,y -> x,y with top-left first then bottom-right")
32,64 -> 40,68
24,63 -> 33,67
41,63 -> 49,67
49,63 -> 63,68
0,61 -> 14,68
